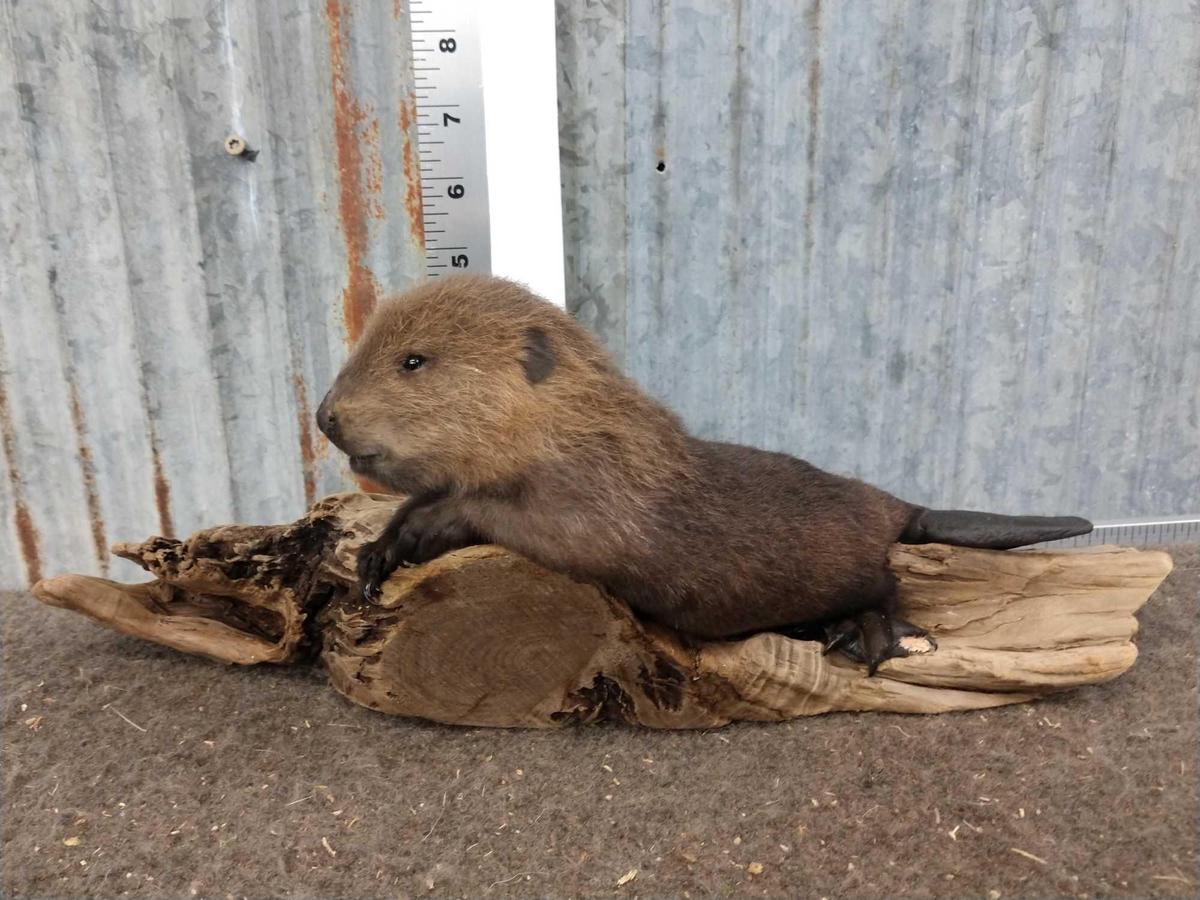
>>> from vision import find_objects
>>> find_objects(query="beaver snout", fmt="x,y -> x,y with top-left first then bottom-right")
316,390 -> 340,443
318,390 -> 384,474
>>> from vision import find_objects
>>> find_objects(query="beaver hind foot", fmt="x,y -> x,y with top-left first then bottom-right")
822,612 -> 936,676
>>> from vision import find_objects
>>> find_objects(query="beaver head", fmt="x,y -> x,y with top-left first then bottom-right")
317,275 -> 630,493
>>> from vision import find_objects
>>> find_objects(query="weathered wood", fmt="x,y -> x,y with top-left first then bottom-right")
31,493 -> 1173,728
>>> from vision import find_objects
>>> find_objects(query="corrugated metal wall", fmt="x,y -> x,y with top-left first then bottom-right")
558,0 -> 1199,520
1,0 -> 423,588
2,0 -> 1197,590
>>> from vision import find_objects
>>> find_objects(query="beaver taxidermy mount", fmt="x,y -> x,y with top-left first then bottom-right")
316,275 -> 1092,674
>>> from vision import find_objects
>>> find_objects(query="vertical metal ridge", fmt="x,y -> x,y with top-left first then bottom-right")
324,0 -> 384,344
86,14 -> 177,544
67,384 -> 110,571
0,377 -> 41,584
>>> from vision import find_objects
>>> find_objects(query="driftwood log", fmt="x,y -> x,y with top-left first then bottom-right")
32,493 -> 1173,728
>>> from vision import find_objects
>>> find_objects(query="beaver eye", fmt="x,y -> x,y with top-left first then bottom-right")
401,354 -> 425,372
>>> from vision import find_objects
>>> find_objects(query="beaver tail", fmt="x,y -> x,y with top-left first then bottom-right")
899,509 -> 1093,550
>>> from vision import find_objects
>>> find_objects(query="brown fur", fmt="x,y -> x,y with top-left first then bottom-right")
319,275 -> 917,639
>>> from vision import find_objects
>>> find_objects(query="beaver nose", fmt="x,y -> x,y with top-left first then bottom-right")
316,391 -> 338,441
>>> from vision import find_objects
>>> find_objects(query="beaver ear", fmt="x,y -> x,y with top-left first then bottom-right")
521,327 -> 556,384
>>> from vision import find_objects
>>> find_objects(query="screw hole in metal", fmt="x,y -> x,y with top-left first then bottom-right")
224,134 -> 258,161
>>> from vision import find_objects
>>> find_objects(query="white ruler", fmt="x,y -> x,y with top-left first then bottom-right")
1034,516 -> 1200,549
410,0 -> 492,276
408,0 -> 566,307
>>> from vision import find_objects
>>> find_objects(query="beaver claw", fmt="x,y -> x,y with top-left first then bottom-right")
823,611 -> 935,676
356,536 -> 403,603
356,498 -> 480,603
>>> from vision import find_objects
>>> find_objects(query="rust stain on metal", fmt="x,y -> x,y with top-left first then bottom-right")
325,0 -> 385,345
68,385 -> 109,574
13,503 -> 42,585
401,96 -> 426,248
399,93 -> 412,132
150,443 -> 175,538
0,380 -> 42,584
313,427 -> 332,462
293,373 -> 318,506
362,117 -> 385,208
355,474 -> 395,495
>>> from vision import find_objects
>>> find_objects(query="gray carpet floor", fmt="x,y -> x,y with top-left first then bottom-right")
3,547 -> 1197,898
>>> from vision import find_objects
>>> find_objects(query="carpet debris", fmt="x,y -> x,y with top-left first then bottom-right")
1010,848 -> 1048,865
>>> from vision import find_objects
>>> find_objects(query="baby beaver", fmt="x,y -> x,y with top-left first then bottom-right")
317,275 -> 1091,672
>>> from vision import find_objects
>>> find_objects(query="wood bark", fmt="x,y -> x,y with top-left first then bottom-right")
31,493 -> 1173,728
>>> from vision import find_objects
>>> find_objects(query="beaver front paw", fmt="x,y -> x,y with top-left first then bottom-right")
356,533 -> 403,603
356,499 -> 480,602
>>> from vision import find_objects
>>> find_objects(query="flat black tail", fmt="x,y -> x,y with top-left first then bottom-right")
900,509 -> 1093,550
